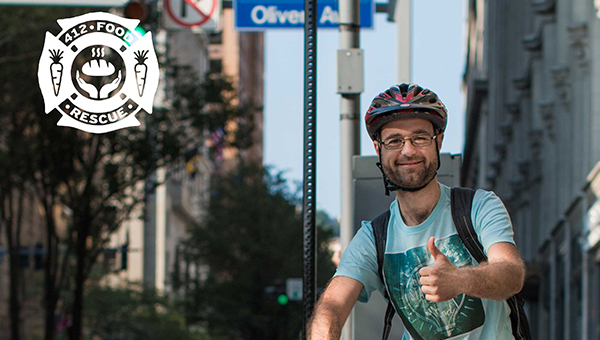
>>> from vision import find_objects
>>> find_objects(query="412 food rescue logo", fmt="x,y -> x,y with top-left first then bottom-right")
38,12 -> 159,134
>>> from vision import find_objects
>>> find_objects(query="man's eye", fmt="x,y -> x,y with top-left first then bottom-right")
386,139 -> 402,146
413,136 -> 429,142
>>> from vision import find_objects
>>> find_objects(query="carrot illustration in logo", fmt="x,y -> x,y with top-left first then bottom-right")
49,49 -> 64,96
134,50 -> 149,96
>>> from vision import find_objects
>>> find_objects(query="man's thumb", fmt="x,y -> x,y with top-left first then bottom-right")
428,236 -> 444,260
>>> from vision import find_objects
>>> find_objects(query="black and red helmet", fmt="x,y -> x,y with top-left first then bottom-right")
365,83 -> 448,140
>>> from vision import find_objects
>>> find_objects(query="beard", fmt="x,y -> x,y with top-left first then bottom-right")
382,154 -> 438,190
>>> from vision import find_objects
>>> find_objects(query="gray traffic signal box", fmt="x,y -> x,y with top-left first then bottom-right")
351,153 -> 462,339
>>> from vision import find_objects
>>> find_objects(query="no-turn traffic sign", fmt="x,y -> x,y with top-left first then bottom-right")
163,0 -> 221,31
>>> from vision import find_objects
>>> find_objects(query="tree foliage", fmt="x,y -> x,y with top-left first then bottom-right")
176,163 -> 337,340
85,285 -> 208,340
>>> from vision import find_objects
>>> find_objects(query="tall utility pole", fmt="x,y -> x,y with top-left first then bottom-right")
395,0 -> 410,82
337,0 -> 363,337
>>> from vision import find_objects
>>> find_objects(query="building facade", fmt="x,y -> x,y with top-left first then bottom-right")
462,1 -> 600,339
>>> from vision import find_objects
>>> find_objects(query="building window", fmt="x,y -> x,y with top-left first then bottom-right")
539,261 -> 550,339
555,251 -> 565,340
589,252 -> 600,339
570,236 -> 582,339
210,59 -> 222,74
209,32 -> 222,45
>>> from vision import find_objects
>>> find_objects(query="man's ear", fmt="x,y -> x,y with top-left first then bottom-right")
374,140 -> 381,157
437,132 -> 444,148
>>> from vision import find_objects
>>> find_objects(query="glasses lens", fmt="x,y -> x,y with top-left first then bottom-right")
383,138 -> 404,150
411,135 -> 432,147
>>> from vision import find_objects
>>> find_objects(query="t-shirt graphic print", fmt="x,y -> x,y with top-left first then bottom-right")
383,234 -> 485,340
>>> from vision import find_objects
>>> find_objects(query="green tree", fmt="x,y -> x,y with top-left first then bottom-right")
0,6 -> 252,340
316,210 -> 340,237
85,285 -> 208,340
176,163 -> 337,340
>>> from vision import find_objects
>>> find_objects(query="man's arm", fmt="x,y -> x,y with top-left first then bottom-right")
307,276 -> 363,340
419,237 -> 525,302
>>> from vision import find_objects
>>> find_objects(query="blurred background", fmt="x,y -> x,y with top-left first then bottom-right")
1,0 -> 600,339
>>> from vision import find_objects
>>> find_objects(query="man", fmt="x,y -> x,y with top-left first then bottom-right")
308,83 -> 525,340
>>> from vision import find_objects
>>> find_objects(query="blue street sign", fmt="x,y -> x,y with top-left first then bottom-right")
234,0 -> 374,30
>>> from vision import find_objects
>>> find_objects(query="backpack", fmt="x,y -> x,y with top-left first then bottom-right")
371,187 -> 532,340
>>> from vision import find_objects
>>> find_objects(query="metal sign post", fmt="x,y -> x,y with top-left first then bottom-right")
302,0 -> 317,335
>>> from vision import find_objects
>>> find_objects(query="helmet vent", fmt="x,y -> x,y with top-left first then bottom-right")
398,83 -> 409,96
411,85 -> 423,96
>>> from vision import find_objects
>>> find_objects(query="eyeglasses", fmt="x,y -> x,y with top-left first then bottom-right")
379,134 -> 437,150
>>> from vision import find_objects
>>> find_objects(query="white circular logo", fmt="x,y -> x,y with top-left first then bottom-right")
38,12 -> 159,134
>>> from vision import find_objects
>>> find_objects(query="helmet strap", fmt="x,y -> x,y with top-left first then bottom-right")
434,126 -> 442,171
435,135 -> 441,171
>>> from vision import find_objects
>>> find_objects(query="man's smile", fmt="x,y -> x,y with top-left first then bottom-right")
396,159 -> 424,168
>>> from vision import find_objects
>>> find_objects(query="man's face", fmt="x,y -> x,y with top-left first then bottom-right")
374,118 -> 443,190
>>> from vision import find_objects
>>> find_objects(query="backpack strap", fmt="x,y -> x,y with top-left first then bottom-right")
372,210 -> 390,284
381,303 -> 394,340
371,210 -> 394,340
450,187 -> 487,263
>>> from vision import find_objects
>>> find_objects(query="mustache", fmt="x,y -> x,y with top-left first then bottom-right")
394,157 -> 426,165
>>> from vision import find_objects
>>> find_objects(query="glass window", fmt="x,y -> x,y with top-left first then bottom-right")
555,252 -> 565,340
589,252 -> 600,339
210,59 -> 222,74
570,237 -> 582,340
539,255 -> 551,340
208,32 -> 222,45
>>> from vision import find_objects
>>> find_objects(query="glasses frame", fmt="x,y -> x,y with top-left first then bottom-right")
378,134 -> 438,150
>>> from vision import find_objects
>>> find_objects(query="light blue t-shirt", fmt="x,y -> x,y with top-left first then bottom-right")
334,184 -> 516,340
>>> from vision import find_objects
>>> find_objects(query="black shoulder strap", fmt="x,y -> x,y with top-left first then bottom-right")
450,187 -> 487,263
372,210 -> 390,284
371,210 -> 394,340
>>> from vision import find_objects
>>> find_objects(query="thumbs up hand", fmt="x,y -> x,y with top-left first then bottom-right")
418,236 -> 462,302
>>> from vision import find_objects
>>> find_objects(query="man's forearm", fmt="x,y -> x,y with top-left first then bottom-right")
307,303 -> 343,340
459,259 -> 525,300
308,276 -> 362,339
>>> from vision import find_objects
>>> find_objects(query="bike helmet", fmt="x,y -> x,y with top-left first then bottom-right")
365,83 -> 448,141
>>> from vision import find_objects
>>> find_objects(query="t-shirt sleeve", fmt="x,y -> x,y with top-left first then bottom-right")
471,189 -> 516,256
333,221 -> 384,303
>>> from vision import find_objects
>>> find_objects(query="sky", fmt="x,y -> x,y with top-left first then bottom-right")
262,0 -> 466,219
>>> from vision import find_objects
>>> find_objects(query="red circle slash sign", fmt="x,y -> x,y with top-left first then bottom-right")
165,0 -> 217,27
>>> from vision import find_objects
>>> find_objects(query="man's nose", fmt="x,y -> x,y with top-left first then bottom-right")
400,140 -> 417,157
